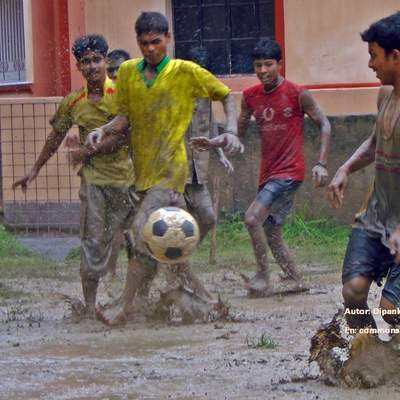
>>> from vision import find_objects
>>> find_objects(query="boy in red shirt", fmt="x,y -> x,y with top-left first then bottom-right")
194,39 -> 331,295
240,39 -> 331,295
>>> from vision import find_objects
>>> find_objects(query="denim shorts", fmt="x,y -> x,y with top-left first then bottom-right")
342,228 -> 400,307
256,178 -> 301,225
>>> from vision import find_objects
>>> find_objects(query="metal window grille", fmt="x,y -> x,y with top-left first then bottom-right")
0,0 -> 26,84
172,0 -> 275,75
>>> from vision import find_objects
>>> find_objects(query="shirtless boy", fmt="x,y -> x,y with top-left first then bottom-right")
329,12 -> 400,331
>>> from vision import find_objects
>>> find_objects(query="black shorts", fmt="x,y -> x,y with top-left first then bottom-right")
342,228 -> 400,307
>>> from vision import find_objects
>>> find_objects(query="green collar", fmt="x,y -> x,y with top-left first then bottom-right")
137,56 -> 171,87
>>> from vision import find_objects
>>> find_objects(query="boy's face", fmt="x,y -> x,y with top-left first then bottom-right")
137,32 -> 170,66
106,57 -> 125,82
77,50 -> 106,83
253,58 -> 282,87
368,42 -> 398,85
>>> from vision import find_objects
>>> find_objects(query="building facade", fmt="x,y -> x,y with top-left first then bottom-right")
0,0 -> 398,229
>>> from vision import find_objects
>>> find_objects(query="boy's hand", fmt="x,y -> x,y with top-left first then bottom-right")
12,168 -> 39,192
190,133 -> 244,154
312,164 -> 329,187
220,133 -> 244,154
219,154 -> 234,174
86,127 -> 105,146
328,167 -> 349,208
68,147 -> 90,168
65,134 -> 80,148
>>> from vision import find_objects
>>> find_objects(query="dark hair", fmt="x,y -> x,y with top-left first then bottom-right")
107,49 -> 130,62
135,12 -> 169,35
361,12 -> 400,55
187,46 -> 209,69
72,34 -> 108,61
252,38 -> 281,61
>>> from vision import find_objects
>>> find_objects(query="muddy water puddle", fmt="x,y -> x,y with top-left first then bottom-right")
1,270 -> 400,399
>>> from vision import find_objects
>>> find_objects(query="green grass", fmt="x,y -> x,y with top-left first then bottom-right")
246,332 -> 279,350
0,225 -> 32,257
0,226 -> 65,278
0,212 -> 350,279
283,214 -> 351,268
191,213 -> 350,272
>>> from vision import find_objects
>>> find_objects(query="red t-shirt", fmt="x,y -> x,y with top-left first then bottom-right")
243,80 -> 306,186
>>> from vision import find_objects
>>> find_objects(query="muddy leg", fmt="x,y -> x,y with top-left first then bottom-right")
184,183 -> 216,243
264,222 -> 303,283
80,264 -> 99,318
137,260 -> 158,298
173,261 -> 214,302
97,256 -> 157,326
107,230 -> 124,277
342,276 -> 377,330
244,200 -> 271,292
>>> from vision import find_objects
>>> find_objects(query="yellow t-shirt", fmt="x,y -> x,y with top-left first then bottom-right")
51,79 -> 135,187
116,58 -> 230,192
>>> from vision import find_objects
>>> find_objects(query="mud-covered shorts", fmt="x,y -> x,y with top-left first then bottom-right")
342,228 -> 400,307
184,183 -> 215,232
132,186 -> 186,265
256,179 -> 301,225
79,182 -> 137,279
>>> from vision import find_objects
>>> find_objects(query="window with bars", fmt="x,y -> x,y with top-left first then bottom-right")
172,0 -> 275,75
0,0 -> 26,85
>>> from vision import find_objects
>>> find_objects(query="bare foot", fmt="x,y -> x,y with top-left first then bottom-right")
241,272 -> 274,297
278,271 -> 291,281
64,295 -> 97,320
246,272 -> 271,291
95,304 -> 131,326
287,279 -> 310,292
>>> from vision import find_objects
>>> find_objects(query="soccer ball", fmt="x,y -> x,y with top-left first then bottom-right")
142,207 -> 200,264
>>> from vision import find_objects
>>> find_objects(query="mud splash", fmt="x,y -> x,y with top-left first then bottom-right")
310,309 -> 400,388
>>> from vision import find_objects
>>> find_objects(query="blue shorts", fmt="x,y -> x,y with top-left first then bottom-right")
256,179 -> 301,225
342,228 -> 400,307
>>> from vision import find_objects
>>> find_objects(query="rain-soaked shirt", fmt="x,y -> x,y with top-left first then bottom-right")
50,78 -> 135,187
185,98 -> 219,184
115,58 -> 230,193
355,86 -> 400,248
243,80 -> 306,187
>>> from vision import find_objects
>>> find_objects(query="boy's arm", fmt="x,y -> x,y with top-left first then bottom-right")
210,110 -> 233,174
210,112 -> 234,174
221,93 -> 238,136
12,128 -> 68,192
238,96 -> 253,139
86,115 -> 129,145
69,127 -> 130,167
300,90 -> 331,187
328,130 -> 376,208
191,94 -> 244,154
327,86 -> 390,209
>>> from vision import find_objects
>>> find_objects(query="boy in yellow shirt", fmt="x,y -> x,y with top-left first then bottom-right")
13,35 -> 136,319
91,12 -> 242,325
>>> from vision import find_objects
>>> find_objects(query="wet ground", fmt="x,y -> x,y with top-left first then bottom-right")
1,263 -> 400,400
16,235 -> 80,261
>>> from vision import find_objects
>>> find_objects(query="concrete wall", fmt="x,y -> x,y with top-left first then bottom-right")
208,114 -> 376,225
